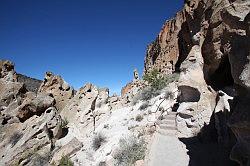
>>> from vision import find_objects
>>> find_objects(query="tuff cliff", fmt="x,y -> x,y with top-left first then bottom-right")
144,0 -> 250,165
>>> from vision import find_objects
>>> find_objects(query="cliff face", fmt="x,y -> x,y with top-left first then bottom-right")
144,0 -> 250,165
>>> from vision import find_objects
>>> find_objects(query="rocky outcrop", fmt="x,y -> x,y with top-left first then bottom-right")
0,61 -> 64,166
38,71 -> 74,111
60,83 -> 110,129
144,0 -> 250,165
16,92 -> 55,122
0,80 -> 26,107
0,60 -> 17,82
176,45 -> 217,137
121,80 -> 145,103
0,107 -> 63,166
17,73 -> 42,93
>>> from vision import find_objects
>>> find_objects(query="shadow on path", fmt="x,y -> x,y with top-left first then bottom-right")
179,136 -> 239,166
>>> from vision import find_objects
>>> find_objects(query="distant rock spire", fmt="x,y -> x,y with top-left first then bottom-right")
133,68 -> 139,81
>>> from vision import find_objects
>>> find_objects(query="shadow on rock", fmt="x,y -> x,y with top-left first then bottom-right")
60,127 -> 69,139
179,116 -> 239,166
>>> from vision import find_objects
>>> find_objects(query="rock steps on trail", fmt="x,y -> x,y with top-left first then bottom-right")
156,111 -> 177,136
147,111 -> 189,166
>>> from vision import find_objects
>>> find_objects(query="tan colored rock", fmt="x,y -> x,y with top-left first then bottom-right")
17,93 -> 55,122
0,80 -> 26,106
51,137 -> 82,165
0,60 -> 17,82
0,106 -> 62,166
60,83 -> 110,131
144,1 -> 250,165
38,71 -> 74,111
176,46 -> 216,136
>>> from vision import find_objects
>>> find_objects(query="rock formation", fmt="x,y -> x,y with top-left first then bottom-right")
38,71 -> 74,111
0,0 -> 249,165
17,73 -> 42,93
144,0 -> 250,165
0,60 -> 17,82
0,61 -> 63,166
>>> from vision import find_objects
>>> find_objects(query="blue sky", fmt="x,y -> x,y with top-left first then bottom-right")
0,0 -> 183,94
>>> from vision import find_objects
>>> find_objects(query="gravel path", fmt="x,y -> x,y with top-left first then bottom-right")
147,133 -> 189,166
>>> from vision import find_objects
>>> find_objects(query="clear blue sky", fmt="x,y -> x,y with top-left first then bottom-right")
0,0 -> 182,94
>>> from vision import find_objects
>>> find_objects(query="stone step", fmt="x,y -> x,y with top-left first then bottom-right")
164,115 -> 176,121
160,119 -> 176,125
157,128 -> 177,136
156,119 -> 175,125
159,124 -> 176,130
167,111 -> 178,116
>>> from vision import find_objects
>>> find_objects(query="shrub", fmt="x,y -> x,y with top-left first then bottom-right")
9,132 -> 23,147
139,87 -> 161,101
143,69 -> 166,90
62,117 -> 69,128
59,155 -> 74,166
143,69 -> 180,91
92,133 -> 107,150
166,72 -> 180,84
139,102 -> 149,110
135,114 -> 143,122
114,136 -> 147,166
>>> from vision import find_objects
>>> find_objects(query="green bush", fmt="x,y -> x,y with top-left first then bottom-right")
143,69 -> 166,90
143,69 -> 180,90
59,155 -> 74,166
92,133 -> 107,150
114,136 -> 146,166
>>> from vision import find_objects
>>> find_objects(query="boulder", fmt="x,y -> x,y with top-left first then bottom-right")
0,80 -> 27,107
17,93 -> 55,122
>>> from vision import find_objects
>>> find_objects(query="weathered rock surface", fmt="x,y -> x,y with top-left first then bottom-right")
0,106 -> 63,166
38,71 -> 74,111
51,138 -> 82,165
0,0 -> 249,165
0,60 -> 17,82
17,73 -> 42,93
144,0 -> 250,165
17,93 -> 55,122
0,61 -> 64,166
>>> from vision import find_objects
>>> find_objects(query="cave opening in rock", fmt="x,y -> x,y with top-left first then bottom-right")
208,56 -> 234,91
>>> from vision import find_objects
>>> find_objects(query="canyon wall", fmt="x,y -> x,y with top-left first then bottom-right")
144,0 -> 250,165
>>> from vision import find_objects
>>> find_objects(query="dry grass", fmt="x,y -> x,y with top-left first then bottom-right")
114,135 -> 146,166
